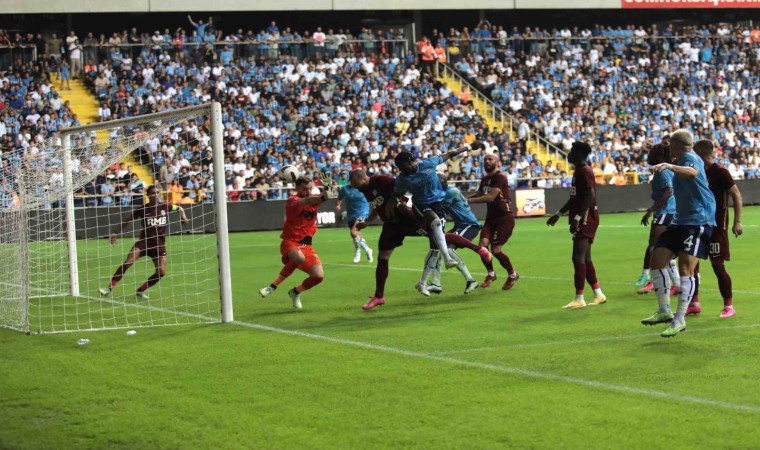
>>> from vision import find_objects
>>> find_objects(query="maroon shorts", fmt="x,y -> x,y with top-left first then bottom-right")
480,214 -> 515,246
709,228 -> 731,262
378,217 -> 428,251
573,222 -> 599,243
133,239 -> 167,259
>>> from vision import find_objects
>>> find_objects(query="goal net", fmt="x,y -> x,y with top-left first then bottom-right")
0,103 -> 232,334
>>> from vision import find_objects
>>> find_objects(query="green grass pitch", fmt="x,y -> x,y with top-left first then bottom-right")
2,209 -> 760,449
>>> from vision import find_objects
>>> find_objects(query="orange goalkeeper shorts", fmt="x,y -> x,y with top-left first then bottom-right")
280,240 -> 322,271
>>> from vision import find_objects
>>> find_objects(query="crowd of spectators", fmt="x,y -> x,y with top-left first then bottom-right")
3,19 -> 760,208
441,19 -> 760,183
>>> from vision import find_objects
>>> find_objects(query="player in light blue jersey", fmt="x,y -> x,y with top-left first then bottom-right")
394,143 -> 479,270
336,184 -> 373,263
635,143 -> 680,295
416,173 -> 493,296
641,129 -> 717,338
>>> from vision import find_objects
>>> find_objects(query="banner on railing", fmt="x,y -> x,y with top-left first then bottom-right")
622,0 -> 760,7
515,189 -> 546,218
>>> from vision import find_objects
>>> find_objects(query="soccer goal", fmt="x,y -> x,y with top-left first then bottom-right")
0,103 -> 233,334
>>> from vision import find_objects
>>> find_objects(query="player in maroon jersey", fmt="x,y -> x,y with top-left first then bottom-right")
99,185 -> 189,299
467,152 -> 519,290
349,169 -> 428,310
690,140 -> 743,318
547,142 -> 607,309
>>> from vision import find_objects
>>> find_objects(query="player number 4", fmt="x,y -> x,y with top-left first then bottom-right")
683,235 -> 694,251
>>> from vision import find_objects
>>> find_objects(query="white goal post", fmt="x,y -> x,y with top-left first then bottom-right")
0,102 -> 233,333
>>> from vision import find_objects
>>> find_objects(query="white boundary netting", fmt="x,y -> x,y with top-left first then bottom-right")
0,104 -> 231,333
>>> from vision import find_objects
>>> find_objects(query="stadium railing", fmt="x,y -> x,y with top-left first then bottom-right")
0,45 -> 38,69
68,39 -> 410,66
436,61 -> 567,168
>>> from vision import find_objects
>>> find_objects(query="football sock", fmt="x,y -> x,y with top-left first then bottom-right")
494,251 -> 514,275
273,261 -> 298,286
667,259 -> 679,285
445,233 -> 480,252
420,249 -> 440,285
109,263 -> 132,288
586,260 -> 599,286
374,258 -> 389,298
674,276 -> 695,325
432,253 -> 442,286
359,238 -> 372,254
352,237 -> 360,249
430,218 -> 452,261
138,271 -> 164,292
642,247 -> 651,273
573,262 -> 586,295
296,275 -> 324,293
449,248 -> 474,282
712,263 -> 733,305
652,268 -> 671,312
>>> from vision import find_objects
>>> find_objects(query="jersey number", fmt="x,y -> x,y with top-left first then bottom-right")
710,242 -> 720,255
570,187 -> 576,196
683,235 -> 694,251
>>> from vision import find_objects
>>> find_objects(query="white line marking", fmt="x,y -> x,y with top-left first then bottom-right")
33,292 -> 760,413
433,323 -> 760,355
230,320 -> 760,413
325,263 -> 760,296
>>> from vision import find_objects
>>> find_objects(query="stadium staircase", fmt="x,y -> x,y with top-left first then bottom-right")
436,63 -> 566,169
55,75 -> 154,186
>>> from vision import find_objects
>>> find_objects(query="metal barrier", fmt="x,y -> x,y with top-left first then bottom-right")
0,45 -> 38,70
71,39 -> 409,66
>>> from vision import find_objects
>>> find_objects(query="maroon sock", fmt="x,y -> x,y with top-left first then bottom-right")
445,233 -> 480,252
484,258 -> 494,273
296,275 -> 324,293
643,246 -> 652,270
374,259 -> 389,298
109,263 -> 132,289
712,263 -> 733,306
138,271 -> 163,292
574,262 -> 586,295
585,260 -> 599,287
493,251 -> 514,275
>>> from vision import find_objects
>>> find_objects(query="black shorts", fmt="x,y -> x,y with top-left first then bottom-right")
656,225 -> 713,260
348,217 -> 367,229
448,223 -> 481,242
709,227 -> 731,262
378,217 -> 428,251
652,214 -> 674,226
412,202 -> 447,223
133,239 -> 167,259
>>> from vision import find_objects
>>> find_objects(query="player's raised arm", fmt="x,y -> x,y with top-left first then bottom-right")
442,140 -> 483,162
110,212 -> 135,245
729,184 -> 743,237
174,205 -> 190,225
467,185 -> 501,204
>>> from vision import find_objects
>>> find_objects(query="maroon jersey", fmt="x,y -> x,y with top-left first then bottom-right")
359,175 -> 413,222
705,163 -> 735,230
133,202 -> 172,242
477,171 -> 513,220
569,165 -> 599,226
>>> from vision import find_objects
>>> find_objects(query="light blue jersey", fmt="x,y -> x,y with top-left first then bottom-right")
337,185 -> 370,221
444,186 -> 480,228
394,155 -> 446,205
672,151 -> 717,226
651,171 -> 676,216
